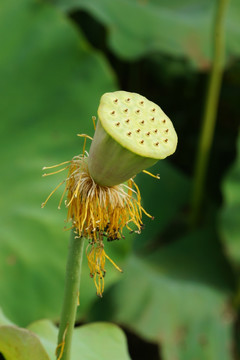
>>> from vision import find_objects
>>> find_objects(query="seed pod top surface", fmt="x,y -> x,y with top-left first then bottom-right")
98,90 -> 178,160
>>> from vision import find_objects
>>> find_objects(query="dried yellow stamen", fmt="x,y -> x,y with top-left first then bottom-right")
86,240 -> 122,297
42,166 -> 70,177
77,134 -> 93,141
142,169 -> 160,179
42,160 -> 71,170
41,180 -> 66,209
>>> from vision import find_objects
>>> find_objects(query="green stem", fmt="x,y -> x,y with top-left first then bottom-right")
190,0 -> 229,227
56,231 -> 85,360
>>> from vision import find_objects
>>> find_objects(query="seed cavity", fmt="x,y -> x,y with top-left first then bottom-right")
115,122 -> 120,126
136,109 -> 140,114
162,119 -> 166,123
125,119 -> 130,123
140,140 -> 144,144
151,117 -> 155,121
146,132 -> 150,136
154,129 -> 158,133
152,108 -> 156,112
164,139 -> 168,143
124,109 -> 128,113
126,98 -> 131,102
136,129 -> 141,133
155,142 -> 159,146
140,120 -> 145,125
127,131 -> 132,136
165,129 -> 169,133
111,111 -> 115,115
114,99 -> 118,103
140,101 -> 144,105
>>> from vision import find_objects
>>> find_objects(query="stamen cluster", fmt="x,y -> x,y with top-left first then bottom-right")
66,156 -> 144,240
42,152 -> 151,297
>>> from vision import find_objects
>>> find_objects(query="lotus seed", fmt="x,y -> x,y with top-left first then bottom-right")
164,139 -> 168,142
111,111 -> 115,115
140,140 -> 144,144
125,119 -> 130,123
146,132 -> 150,136
124,109 -> 128,113
116,122 -> 120,126
136,129 -> 141,133
140,120 -> 144,124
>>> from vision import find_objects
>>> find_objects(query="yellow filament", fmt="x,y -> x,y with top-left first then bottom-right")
42,166 -> 70,177
104,252 -> 123,273
77,134 -> 93,141
92,116 -> 96,130
86,244 -> 122,297
56,325 -> 68,360
82,137 -> 87,156
42,160 -> 71,170
142,169 -> 160,179
58,182 -> 68,209
66,175 -> 82,207
140,205 -> 153,219
41,180 -> 65,208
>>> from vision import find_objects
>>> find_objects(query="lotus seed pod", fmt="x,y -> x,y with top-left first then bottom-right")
88,91 -> 178,186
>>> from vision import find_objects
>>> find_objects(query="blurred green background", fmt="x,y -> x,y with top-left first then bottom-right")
0,0 -> 240,359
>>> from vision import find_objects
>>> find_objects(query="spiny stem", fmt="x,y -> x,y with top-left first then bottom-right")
190,0 -> 230,227
56,231 -> 85,360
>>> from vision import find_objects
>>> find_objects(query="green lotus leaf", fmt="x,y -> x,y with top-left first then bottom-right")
52,0 -> 240,68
